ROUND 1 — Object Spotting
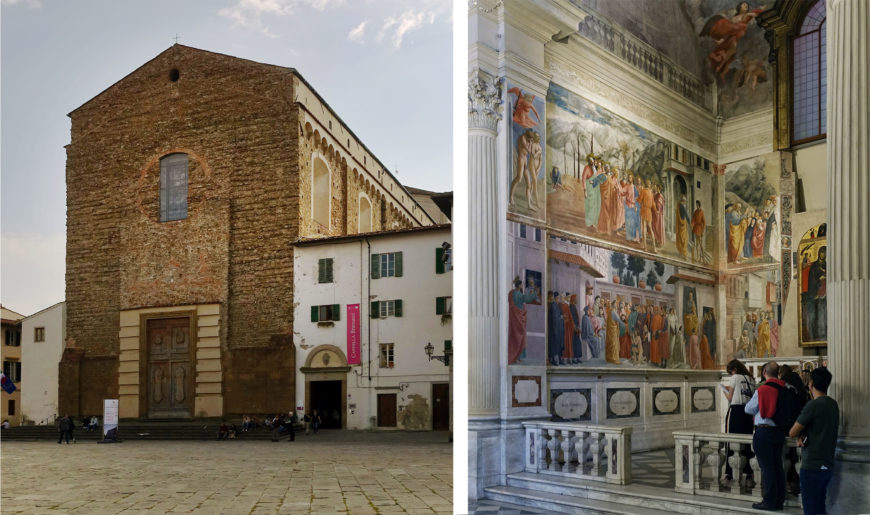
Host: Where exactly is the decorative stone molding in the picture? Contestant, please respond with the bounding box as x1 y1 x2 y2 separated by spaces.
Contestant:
468 70 504 132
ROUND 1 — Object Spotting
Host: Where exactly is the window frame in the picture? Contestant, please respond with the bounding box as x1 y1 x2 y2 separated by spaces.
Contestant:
34 327 45 342
159 153 189 222
371 251 403 279
310 304 341 323
317 258 334 284
790 0 826 146
3 360 21 382
436 296 453 316
379 343 395 368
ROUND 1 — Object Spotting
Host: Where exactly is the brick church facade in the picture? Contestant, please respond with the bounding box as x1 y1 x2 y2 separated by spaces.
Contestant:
61 45 433 419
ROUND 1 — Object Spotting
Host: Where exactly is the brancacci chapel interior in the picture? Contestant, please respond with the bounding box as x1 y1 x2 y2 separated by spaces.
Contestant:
468 0 868 512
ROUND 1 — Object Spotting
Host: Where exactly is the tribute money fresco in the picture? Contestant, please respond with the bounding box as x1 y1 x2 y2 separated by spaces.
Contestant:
546 83 714 266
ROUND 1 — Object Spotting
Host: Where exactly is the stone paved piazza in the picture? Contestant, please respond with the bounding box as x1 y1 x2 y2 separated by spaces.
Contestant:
0 431 452 514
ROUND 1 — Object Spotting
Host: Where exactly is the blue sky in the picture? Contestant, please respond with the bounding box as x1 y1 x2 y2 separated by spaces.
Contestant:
0 0 452 315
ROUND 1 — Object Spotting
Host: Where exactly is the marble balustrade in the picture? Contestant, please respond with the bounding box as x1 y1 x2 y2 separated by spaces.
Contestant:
674 431 802 508
522 421 632 485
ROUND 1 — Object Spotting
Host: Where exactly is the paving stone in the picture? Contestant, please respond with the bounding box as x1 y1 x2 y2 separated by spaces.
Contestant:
1 434 450 514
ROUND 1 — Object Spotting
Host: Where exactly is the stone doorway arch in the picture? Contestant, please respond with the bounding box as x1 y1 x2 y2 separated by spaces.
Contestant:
301 345 350 429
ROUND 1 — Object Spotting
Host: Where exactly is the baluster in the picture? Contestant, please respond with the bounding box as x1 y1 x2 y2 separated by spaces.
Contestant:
575 431 588 477
547 429 559 472
560 430 574 473
590 431 602 476
694 440 707 491
536 428 546 474
749 455 762 498
711 439 725 491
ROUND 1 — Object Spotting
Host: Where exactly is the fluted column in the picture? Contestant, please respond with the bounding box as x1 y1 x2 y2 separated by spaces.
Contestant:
826 0 870 512
468 71 503 418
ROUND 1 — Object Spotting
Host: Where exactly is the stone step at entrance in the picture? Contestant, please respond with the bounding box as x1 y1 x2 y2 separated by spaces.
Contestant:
488 471 802 515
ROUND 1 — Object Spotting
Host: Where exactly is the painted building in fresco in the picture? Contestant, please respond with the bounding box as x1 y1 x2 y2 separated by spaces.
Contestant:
468 0 864 511
292 225 452 431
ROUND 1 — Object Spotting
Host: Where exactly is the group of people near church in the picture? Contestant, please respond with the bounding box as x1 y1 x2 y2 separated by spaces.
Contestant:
722 359 839 513
726 197 779 264
543 291 718 370
733 311 780 359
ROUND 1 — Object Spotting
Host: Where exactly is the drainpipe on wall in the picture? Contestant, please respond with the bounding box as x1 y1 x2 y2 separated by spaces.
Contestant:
366 237 372 382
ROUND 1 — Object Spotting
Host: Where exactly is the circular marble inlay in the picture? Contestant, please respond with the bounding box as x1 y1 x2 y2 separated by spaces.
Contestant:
654 389 679 414
609 390 637 416
554 391 588 419
693 388 714 411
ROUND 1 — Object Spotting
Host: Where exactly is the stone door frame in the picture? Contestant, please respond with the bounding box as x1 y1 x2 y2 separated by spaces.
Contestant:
301 344 350 429
138 310 197 418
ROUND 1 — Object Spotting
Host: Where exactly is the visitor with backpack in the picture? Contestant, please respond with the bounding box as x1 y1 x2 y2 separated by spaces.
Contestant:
780 364 809 494
788 367 839 515
745 361 800 511
721 359 756 488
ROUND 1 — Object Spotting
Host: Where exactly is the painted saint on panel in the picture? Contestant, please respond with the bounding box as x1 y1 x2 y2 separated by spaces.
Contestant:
798 223 827 346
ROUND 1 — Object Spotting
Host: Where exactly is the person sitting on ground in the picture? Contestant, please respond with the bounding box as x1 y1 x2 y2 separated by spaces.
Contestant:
217 422 229 440
1 419 10 429
242 415 251 432
89 415 99 432
228 424 237 439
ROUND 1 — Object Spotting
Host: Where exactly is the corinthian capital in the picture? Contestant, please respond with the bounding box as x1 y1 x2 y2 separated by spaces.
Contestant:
468 70 503 132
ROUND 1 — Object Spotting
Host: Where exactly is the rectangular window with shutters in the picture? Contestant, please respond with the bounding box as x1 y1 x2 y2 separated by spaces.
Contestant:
436 296 452 315
34 327 45 342
370 252 403 279
8 399 14 416
317 258 334 283
310 304 341 323
3 361 21 382
379 343 394 368
435 247 453 273
370 299 402 318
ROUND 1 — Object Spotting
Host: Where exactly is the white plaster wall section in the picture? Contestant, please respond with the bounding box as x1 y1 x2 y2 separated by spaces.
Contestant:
718 108 775 163
20 302 65 425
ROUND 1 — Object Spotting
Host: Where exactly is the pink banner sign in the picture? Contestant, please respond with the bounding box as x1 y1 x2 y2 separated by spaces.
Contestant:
346 304 361 365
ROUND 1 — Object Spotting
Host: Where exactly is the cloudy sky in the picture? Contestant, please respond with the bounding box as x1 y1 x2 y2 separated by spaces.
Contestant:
0 0 452 316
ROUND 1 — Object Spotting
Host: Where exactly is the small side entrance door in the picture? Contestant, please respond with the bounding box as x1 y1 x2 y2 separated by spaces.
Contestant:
432 383 449 430
377 393 397 427
147 317 192 418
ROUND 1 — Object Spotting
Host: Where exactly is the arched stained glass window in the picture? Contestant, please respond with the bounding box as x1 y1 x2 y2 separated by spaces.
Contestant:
792 0 826 144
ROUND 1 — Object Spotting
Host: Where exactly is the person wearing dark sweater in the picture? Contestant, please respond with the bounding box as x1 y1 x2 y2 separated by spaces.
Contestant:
745 362 787 511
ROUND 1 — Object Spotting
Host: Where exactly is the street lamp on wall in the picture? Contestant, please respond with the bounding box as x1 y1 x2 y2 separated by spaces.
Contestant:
424 340 452 366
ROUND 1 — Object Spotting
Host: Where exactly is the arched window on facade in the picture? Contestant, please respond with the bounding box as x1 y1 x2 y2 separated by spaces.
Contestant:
792 0 826 145
312 156 330 228
359 194 372 233
160 153 189 222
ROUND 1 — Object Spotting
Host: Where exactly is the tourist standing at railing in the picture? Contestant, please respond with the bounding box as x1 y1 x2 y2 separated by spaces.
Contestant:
788 367 839 515
744 361 788 511
721 359 755 489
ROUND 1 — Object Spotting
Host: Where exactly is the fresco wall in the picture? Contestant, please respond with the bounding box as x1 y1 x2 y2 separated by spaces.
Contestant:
507 221 547 366
507 85 547 221
546 83 715 265
723 152 781 268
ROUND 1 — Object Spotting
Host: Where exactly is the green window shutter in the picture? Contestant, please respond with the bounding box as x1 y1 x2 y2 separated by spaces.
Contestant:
435 248 445 274
395 252 403 277
311 306 319 322
318 259 326 283
371 254 380 279
326 259 333 283
444 340 452 352
332 304 340 321
436 296 445 315
371 301 380 318
394 299 403 317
